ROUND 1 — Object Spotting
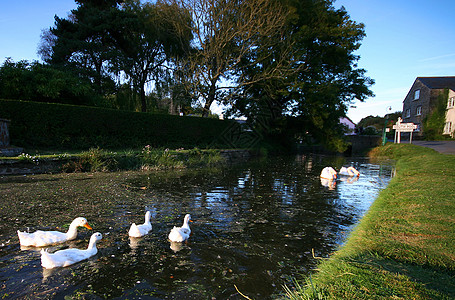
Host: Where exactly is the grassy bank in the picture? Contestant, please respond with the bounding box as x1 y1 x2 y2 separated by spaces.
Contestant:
285 143 455 299
0 147 228 173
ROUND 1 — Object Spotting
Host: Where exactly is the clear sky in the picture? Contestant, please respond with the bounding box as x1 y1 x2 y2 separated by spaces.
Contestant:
1 0 454 123
335 0 455 122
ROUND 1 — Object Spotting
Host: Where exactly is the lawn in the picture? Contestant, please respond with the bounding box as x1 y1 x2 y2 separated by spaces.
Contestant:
285 143 455 299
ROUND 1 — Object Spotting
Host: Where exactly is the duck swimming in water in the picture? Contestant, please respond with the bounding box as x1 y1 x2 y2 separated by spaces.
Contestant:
339 166 360 177
40 232 102 269
17 217 92 247
320 167 337 180
128 211 152 238
168 214 192 242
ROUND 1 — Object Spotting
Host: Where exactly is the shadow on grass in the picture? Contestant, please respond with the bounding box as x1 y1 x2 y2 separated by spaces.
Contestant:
373 255 455 299
336 253 455 299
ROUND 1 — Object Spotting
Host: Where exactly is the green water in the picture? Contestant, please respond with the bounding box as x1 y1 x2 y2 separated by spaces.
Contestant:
0 155 393 299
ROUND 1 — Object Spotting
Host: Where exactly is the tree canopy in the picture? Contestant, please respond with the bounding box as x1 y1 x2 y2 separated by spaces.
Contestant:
0 0 375 151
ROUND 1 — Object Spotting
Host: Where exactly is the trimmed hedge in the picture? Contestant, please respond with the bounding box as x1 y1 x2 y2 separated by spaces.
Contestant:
0 99 239 150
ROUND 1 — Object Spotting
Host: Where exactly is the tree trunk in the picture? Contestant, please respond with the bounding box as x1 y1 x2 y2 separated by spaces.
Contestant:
140 84 147 112
202 79 217 117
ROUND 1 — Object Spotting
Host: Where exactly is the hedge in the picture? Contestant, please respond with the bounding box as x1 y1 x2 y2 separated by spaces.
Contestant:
0 99 240 150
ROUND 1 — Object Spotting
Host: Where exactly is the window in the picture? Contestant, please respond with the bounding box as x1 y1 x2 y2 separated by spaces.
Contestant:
444 122 452 135
448 97 455 108
416 106 422 116
405 108 411 118
414 89 420 100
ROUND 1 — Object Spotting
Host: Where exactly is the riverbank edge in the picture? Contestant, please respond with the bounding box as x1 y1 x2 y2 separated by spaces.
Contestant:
0 149 252 175
284 143 455 299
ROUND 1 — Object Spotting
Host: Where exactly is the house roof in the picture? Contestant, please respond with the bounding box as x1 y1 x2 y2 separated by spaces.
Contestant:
417 76 455 90
339 117 355 129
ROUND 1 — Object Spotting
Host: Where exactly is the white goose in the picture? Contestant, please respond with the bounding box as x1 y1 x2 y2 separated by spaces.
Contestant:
320 167 337 180
168 214 192 242
17 217 92 247
41 232 102 269
339 166 360 177
128 211 152 238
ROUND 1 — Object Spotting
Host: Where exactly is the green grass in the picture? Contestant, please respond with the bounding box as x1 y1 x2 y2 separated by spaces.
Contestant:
284 143 455 299
0 147 227 172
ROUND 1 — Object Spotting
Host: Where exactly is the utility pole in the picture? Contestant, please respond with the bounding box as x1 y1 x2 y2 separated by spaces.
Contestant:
382 106 392 146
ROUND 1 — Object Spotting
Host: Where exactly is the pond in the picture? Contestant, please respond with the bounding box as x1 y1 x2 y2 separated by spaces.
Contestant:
0 155 394 299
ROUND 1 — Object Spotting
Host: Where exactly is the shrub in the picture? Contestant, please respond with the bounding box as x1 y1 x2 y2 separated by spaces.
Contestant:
62 148 117 172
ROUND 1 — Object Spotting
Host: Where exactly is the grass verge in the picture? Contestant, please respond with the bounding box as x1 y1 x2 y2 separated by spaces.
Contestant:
284 143 455 299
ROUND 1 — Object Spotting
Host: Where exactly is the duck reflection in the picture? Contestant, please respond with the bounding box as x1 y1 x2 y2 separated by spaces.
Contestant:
170 241 184 252
320 178 336 190
339 176 359 184
42 267 55 282
129 236 141 251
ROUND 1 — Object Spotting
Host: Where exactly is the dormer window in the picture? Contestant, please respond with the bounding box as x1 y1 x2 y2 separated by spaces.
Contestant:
413 89 420 100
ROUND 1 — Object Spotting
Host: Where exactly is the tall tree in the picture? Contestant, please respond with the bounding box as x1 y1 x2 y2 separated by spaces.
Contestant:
109 0 192 112
41 0 121 95
286 0 374 149
227 0 374 151
163 0 294 117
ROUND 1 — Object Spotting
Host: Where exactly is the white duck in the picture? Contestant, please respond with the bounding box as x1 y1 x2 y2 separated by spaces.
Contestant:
41 232 102 269
320 167 337 180
128 211 152 238
168 214 192 242
339 166 360 177
17 217 92 247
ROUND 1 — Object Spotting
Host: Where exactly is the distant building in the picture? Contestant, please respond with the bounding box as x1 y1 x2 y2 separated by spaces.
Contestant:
402 76 455 137
443 89 455 137
339 117 356 135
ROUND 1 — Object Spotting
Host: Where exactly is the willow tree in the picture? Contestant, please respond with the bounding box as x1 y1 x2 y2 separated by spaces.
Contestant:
162 0 295 117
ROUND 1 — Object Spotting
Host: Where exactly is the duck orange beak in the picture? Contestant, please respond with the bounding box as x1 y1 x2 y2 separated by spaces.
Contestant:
84 223 93 230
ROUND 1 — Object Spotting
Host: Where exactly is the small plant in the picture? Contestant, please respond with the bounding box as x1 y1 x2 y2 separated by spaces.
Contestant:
186 148 224 167
18 153 39 164
141 148 183 169
62 148 117 172
56 153 71 159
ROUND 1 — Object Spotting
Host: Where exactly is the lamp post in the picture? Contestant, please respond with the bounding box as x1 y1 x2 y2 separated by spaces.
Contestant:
382 106 392 146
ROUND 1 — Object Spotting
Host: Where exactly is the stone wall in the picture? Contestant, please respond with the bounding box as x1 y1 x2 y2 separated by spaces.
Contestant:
348 135 382 154
0 119 10 148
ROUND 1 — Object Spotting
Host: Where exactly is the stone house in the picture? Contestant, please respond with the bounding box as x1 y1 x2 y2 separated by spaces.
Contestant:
402 76 455 137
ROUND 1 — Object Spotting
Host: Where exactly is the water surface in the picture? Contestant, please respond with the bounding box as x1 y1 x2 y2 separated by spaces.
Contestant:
0 155 394 299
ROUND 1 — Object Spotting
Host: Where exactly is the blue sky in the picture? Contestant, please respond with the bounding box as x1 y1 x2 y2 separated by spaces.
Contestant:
335 0 455 122
1 0 454 123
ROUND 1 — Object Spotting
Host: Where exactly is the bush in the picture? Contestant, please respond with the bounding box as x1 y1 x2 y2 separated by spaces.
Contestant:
62 148 118 172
